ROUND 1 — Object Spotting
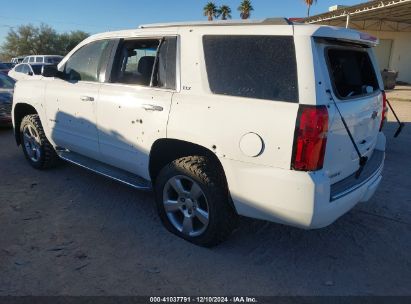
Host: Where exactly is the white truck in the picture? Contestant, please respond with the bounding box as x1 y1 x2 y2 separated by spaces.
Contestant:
12 19 387 246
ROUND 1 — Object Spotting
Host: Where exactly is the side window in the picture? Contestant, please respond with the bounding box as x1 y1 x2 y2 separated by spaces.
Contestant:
36 57 43 63
29 57 35 63
15 65 23 72
21 65 30 74
111 36 177 89
111 39 158 86
203 35 299 103
63 40 110 82
23 57 28 63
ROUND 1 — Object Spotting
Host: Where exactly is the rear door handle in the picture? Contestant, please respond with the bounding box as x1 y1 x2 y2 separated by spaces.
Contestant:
80 96 94 102
142 104 163 112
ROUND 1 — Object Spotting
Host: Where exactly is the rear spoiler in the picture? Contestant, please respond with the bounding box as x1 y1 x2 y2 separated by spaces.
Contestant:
312 26 380 47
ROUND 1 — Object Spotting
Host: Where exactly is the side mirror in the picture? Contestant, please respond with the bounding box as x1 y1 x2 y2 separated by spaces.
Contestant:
41 65 58 77
28 71 33 76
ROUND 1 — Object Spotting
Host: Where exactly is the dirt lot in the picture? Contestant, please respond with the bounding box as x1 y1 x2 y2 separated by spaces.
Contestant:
0 91 410 296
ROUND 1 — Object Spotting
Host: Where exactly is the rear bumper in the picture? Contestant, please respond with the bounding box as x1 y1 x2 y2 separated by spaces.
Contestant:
221 149 385 229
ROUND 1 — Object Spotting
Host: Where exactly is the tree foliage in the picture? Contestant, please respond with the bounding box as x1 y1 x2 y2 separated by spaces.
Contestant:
304 0 318 17
0 24 89 60
217 5 232 20
238 0 254 20
204 2 218 21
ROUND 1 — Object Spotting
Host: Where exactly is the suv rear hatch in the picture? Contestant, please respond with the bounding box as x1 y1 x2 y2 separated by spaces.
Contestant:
314 37 384 186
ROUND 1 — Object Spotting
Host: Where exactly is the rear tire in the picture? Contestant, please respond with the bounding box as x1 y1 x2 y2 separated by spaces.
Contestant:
155 156 237 247
20 114 58 169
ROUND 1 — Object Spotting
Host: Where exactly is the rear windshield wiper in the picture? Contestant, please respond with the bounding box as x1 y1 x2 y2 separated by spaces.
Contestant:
326 89 368 179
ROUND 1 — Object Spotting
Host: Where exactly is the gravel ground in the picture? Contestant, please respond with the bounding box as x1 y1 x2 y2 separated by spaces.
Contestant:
0 94 410 296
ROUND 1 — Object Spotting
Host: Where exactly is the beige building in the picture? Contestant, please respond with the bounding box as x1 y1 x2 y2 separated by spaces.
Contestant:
305 0 411 84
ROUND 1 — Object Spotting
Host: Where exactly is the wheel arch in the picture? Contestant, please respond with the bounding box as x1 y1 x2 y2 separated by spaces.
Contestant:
149 138 227 186
13 103 38 145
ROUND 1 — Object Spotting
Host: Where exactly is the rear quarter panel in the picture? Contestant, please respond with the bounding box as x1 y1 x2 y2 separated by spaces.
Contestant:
167 26 304 169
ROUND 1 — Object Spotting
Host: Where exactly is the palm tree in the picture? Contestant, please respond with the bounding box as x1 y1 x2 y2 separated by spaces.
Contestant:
217 5 232 20
204 2 218 21
238 0 254 20
304 0 317 17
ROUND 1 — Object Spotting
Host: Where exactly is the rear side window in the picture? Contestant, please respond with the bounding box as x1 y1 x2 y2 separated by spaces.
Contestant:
36 57 43 63
203 35 298 103
327 48 379 99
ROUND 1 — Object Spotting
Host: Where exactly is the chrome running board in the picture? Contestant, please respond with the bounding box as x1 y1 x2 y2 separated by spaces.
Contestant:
57 150 152 191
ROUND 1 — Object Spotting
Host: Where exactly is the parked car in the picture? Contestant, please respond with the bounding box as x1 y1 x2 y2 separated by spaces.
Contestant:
8 63 50 81
11 57 25 64
22 55 63 65
0 72 15 126
0 62 14 74
11 19 387 246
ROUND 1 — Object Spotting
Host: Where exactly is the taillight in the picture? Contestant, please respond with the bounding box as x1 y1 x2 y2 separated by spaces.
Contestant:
291 105 329 171
380 91 388 131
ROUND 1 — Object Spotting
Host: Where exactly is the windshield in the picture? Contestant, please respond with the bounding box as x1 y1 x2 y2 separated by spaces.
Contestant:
0 73 16 89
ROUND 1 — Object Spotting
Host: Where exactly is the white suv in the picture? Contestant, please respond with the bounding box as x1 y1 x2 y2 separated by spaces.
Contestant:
12 19 387 246
22 55 63 65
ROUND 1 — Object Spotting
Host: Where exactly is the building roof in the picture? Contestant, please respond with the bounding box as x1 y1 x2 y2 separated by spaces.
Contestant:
304 0 411 32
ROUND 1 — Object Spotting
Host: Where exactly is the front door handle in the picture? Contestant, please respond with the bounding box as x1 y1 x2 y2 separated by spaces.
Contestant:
142 104 163 112
80 96 94 102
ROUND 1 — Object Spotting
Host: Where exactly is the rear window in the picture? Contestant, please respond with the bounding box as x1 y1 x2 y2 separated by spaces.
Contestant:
327 48 379 99
203 35 299 103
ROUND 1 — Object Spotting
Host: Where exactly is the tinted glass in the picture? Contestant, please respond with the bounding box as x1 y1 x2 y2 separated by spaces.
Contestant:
21 65 30 74
46 57 62 64
64 40 110 82
156 37 177 90
31 65 43 75
203 35 299 103
36 57 43 63
327 48 379 99
15 65 23 72
29 57 35 63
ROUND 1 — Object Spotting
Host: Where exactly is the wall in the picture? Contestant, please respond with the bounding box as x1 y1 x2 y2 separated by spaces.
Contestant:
366 30 411 83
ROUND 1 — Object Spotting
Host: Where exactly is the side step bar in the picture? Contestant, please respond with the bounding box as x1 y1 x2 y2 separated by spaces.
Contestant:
57 150 152 191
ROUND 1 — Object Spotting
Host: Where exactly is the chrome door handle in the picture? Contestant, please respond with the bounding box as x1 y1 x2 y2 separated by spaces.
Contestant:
142 104 163 112
80 96 94 101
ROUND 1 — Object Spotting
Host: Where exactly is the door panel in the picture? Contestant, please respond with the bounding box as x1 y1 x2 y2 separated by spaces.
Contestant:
97 84 173 179
96 36 177 179
45 79 101 159
44 39 113 159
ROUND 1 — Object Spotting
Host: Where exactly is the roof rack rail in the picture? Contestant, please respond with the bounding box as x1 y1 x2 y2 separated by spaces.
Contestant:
139 18 292 29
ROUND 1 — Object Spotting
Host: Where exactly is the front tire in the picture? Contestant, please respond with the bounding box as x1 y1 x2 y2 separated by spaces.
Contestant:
155 156 237 247
20 114 58 169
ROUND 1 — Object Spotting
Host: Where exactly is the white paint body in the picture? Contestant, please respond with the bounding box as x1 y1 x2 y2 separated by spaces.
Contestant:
12 22 386 229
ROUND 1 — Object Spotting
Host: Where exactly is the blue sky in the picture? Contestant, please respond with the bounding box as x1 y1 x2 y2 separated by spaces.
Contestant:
0 0 361 45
